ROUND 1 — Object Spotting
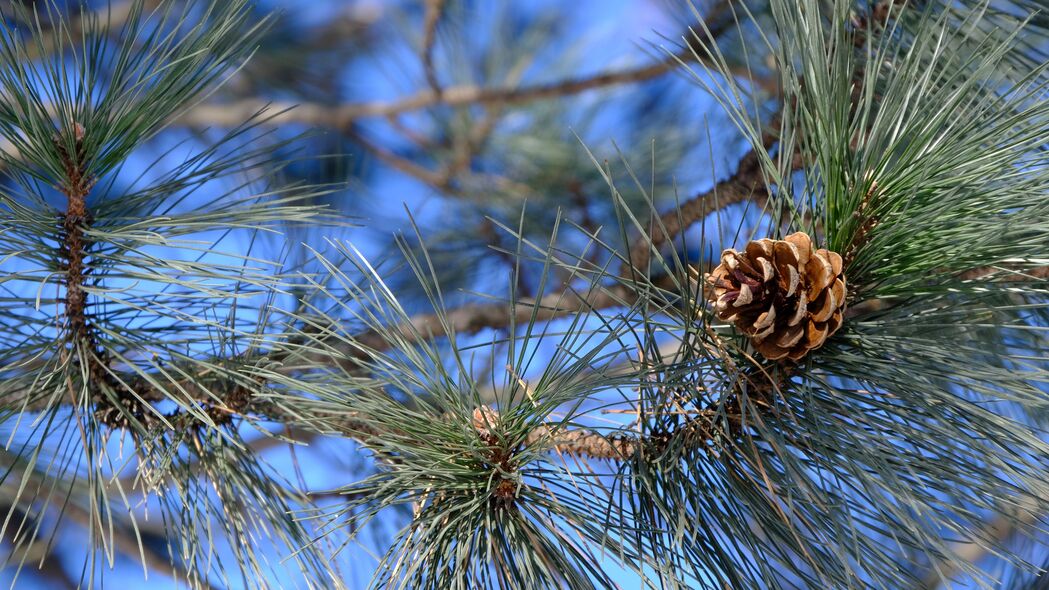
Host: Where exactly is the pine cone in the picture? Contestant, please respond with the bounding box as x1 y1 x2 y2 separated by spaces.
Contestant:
705 232 846 361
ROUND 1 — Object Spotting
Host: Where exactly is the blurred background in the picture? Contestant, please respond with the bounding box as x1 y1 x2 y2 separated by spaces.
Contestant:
0 0 1042 588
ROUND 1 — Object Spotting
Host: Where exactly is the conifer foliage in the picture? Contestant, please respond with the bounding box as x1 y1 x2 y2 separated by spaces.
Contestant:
0 0 1046 588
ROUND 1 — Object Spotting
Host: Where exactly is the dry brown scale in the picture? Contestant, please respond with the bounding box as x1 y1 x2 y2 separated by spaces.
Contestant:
702 232 847 361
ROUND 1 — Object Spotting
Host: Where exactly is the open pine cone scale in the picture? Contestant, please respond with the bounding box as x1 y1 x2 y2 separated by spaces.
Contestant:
706 232 846 361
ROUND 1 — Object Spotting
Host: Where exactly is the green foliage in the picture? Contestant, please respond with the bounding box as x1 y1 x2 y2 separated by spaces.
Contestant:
0 1 268 182
281 235 649 589
571 0 1049 587
0 1 340 587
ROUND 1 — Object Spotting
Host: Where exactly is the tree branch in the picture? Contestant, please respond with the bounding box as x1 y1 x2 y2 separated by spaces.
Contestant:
176 46 697 128
420 0 446 97
20 0 147 60
174 1 760 133
363 288 622 348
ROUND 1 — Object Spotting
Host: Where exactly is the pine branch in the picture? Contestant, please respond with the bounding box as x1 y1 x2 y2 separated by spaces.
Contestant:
174 51 690 127
6 287 628 413
3 1 1047 585
8 248 1042 415
10 350 763 467
309 408 634 460
174 4 748 132
323 391 770 463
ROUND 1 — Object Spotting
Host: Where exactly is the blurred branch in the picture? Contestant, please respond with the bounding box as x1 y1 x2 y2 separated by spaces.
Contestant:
960 265 1049 281
176 2 759 130
21 0 146 60
176 46 700 127
343 127 447 187
438 105 503 186
421 0 446 96
351 287 626 355
0 508 78 590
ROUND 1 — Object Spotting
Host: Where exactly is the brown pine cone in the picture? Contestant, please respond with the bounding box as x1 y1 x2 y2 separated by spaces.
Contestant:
704 232 846 361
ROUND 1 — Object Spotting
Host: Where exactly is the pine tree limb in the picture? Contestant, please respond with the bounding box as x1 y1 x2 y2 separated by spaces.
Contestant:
174 4 748 131
350 287 624 354
175 49 694 128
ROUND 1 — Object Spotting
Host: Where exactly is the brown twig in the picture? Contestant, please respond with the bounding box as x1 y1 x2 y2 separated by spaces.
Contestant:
176 45 697 129
421 0 446 97
53 122 133 428
344 127 447 187
468 375 783 461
